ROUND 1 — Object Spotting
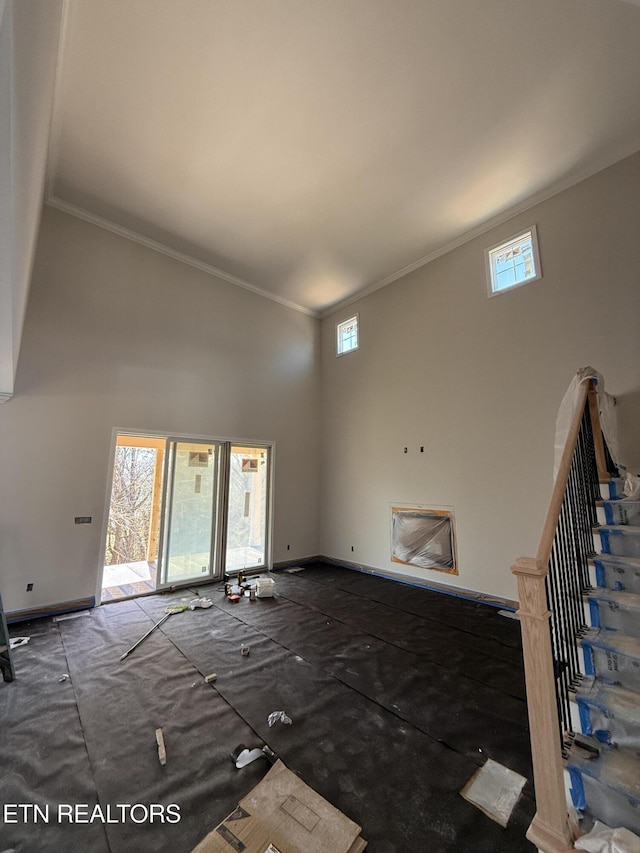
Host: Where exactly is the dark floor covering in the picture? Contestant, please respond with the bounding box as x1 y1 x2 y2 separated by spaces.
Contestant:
0 563 535 853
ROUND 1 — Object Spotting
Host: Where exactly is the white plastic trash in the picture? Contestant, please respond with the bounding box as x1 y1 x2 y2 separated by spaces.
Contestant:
575 820 640 853
256 578 275 598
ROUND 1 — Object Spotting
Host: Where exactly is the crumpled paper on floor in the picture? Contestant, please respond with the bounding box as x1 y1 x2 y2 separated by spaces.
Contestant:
575 821 640 853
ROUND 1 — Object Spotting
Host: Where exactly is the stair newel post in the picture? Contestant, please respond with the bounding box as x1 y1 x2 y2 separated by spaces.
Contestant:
512 556 575 853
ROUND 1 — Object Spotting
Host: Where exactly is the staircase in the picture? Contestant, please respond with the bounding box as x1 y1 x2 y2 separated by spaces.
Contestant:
566 477 640 836
511 371 640 852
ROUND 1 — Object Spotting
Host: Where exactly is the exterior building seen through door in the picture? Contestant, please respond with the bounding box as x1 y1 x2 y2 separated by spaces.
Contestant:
159 441 222 587
226 445 270 571
102 434 272 602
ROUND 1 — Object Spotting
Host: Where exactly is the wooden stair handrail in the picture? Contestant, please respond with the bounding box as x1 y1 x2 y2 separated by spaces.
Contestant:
512 377 607 852
536 379 595 569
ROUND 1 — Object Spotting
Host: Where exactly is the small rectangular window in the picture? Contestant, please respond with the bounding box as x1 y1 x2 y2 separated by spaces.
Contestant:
336 314 359 356
486 225 541 296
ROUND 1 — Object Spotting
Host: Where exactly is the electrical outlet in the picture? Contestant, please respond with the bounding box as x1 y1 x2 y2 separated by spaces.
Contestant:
26 582 33 591
75 516 92 524
351 546 355 552
403 447 408 453
420 446 424 452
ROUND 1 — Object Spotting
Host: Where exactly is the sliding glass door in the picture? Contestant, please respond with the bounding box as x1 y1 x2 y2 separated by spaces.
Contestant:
225 445 271 572
158 440 223 588
155 438 272 591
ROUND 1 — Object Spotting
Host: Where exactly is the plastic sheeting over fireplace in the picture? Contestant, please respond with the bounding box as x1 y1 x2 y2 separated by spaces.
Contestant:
391 505 457 574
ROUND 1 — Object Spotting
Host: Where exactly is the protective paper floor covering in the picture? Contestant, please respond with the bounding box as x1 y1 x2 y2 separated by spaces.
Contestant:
1 563 535 853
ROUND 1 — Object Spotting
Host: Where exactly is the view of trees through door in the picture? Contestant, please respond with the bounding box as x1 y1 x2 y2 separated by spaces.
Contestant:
106 446 155 566
102 435 165 601
101 434 272 602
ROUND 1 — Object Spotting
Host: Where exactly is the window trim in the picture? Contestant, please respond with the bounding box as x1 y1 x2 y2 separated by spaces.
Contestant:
336 313 359 356
485 224 541 297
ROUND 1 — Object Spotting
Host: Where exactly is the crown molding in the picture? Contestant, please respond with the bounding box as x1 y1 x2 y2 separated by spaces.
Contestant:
44 0 69 203
45 197 318 318
320 139 640 318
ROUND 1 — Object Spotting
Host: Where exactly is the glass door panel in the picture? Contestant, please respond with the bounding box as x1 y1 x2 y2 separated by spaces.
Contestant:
160 440 221 586
225 445 270 571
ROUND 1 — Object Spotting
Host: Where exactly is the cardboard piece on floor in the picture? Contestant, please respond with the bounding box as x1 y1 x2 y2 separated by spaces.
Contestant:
192 759 366 853
460 757 526 828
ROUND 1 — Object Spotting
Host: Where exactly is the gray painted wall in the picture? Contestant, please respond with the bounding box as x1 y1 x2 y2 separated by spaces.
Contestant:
2 152 640 612
0 207 321 612
0 0 63 396
320 152 640 600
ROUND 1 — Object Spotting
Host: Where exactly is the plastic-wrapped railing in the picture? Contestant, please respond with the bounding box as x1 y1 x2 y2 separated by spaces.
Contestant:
512 377 612 853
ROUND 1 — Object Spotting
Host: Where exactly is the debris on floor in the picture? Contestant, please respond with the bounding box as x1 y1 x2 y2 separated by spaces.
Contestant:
256 578 275 598
241 645 250 656
498 610 520 620
9 637 29 649
165 602 191 614
156 728 167 766
460 757 526 827
204 673 217 683
267 711 292 727
191 759 366 853
58 674 70 682
231 743 277 769
575 820 640 852
53 610 92 622
190 597 213 610
119 612 172 661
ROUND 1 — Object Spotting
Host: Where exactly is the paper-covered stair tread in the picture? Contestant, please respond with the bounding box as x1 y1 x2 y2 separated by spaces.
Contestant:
600 498 640 526
593 554 640 595
575 678 640 748
567 738 640 835
191 759 366 853
596 525 640 559
588 589 640 635
581 629 640 691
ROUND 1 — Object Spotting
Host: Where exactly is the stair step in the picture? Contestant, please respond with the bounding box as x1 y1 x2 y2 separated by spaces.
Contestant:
593 555 640 595
581 629 640 691
595 525 640 559
598 500 640 527
566 737 640 834
588 590 640 638
600 479 627 501
575 678 640 748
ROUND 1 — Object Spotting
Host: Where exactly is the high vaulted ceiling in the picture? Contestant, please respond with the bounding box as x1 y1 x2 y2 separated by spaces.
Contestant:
46 0 640 316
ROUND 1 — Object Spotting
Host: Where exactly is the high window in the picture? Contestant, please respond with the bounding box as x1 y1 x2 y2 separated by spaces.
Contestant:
336 314 359 355
486 226 541 296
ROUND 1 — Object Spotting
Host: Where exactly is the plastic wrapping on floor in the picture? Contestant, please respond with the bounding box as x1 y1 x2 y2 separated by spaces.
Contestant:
0 619 110 853
272 561 523 650
575 821 640 853
1 565 535 852
178 573 532 787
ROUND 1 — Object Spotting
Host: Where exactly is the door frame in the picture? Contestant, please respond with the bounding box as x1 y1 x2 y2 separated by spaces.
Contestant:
96 428 275 604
